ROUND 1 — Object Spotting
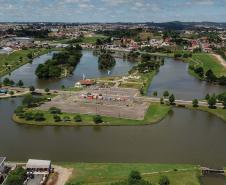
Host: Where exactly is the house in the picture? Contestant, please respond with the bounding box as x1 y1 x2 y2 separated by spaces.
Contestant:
26 159 52 173
79 79 96 86
0 157 6 173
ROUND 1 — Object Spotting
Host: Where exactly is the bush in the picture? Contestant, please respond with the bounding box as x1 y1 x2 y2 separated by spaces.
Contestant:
5 167 26 185
159 176 170 185
93 115 103 124
53 115 61 122
163 91 169 97
14 106 25 115
34 113 45 121
24 112 34 120
63 116 71 122
49 107 61 114
169 94 175 105
74 114 82 122
153 91 158 96
192 99 199 107
208 95 217 108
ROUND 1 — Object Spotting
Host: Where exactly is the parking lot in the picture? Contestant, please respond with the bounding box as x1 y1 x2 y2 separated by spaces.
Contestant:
40 87 149 120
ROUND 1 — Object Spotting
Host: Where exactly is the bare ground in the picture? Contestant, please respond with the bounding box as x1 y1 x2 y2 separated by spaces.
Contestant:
52 165 73 185
212 53 226 67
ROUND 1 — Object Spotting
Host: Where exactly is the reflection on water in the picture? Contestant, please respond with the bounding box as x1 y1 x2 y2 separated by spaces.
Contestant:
200 175 226 185
2 50 135 89
148 58 226 100
0 97 226 167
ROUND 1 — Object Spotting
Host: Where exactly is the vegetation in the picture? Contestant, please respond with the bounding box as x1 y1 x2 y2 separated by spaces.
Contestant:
98 51 116 70
0 48 53 77
188 53 226 85
13 103 171 126
5 167 26 185
192 99 199 107
111 170 153 185
187 105 226 122
169 94 175 105
64 163 200 185
35 45 82 79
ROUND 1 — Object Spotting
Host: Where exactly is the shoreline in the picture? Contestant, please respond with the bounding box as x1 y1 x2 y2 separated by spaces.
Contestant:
12 103 172 127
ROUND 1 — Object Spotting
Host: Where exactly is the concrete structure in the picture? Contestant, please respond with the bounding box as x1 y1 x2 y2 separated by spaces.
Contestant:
0 157 6 173
26 159 51 173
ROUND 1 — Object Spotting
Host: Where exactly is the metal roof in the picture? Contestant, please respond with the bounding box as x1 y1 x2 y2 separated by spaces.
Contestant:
26 159 51 169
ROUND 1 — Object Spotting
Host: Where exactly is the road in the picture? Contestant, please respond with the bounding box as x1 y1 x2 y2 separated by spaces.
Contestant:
1 86 224 108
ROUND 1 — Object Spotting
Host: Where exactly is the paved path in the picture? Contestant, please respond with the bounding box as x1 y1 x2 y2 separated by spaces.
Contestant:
212 53 226 67
1 86 224 108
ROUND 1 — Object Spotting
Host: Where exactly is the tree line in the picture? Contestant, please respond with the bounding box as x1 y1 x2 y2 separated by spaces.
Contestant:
35 45 82 79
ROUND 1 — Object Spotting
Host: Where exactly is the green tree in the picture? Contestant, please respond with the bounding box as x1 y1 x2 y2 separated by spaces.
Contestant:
27 52 33 59
93 115 103 124
208 95 217 108
34 113 45 121
74 114 82 122
5 167 26 185
53 115 61 122
205 93 210 100
9 91 14 96
45 88 50 93
24 112 34 120
153 91 158 97
169 94 175 105
159 176 170 185
222 99 226 109
49 107 61 114
98 51 116 70
128 171 142 184
192 99 199 107
29 86 35 92
160 97 164 104
163 91 169 97
17 80 24 87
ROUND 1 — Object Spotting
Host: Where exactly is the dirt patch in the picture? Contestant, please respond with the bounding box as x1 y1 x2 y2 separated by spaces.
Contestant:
52 165 73 185
212 54 226 67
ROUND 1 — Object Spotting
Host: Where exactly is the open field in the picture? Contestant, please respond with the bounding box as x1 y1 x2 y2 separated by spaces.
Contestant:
188 53 226 78
39 88 148 120
13 102 171 126
0 48 53 77
63 163 200 185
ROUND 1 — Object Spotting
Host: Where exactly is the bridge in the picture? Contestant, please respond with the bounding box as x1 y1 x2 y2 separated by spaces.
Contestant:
201 167 225 175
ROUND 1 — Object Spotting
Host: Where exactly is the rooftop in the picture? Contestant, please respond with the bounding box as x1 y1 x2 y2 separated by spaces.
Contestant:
26 159 51 169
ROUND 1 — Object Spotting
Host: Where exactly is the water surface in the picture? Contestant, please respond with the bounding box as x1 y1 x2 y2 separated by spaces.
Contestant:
2 50 135 89
0 97 226 167
148 58 226 100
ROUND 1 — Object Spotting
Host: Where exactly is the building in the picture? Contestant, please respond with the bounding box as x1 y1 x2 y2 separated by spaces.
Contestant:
0 157 6 173
79 79 96 86
26 159 51 173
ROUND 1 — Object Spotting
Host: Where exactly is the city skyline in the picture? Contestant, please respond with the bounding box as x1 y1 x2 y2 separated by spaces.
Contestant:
0 0 226 22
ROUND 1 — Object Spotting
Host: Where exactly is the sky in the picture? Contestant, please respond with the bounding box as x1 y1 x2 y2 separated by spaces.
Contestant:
0 0 226 22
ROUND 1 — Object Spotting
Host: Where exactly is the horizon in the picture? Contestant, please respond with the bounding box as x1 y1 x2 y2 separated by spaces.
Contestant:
0 0 226 22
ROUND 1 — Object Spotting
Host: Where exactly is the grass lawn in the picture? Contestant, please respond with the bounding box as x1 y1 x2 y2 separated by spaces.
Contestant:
13 103 171 126
63 163 200 185
0 48 53 77
188 53 226 77
187 105 226 122
81 35 108 44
